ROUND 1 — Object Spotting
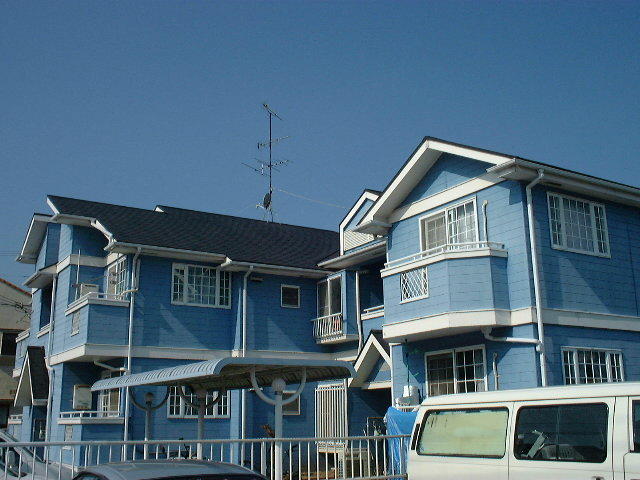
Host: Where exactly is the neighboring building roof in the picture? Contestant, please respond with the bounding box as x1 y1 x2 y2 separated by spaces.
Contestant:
0 278 30 297
44 196 339 271
350 330 391 389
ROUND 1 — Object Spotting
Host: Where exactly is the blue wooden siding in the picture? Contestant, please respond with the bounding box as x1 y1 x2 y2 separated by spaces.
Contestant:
532 186 640 316
400 153 492 207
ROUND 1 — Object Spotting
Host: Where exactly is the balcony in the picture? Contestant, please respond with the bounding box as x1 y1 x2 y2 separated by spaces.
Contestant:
361 305 384 321
58 410 124 425
382 241 507 277
65 292 129 315
8 414 22 425
311 313 358 344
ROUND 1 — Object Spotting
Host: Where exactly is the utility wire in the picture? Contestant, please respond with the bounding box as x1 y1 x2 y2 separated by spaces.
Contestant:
276 188 347 209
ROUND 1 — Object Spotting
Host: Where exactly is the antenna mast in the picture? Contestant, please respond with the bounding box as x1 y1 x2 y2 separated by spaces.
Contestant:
242 103 291 221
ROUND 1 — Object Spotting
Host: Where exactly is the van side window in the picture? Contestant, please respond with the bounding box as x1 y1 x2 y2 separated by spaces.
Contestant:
632 401 640 451
417 408 508 458
514 403 608 463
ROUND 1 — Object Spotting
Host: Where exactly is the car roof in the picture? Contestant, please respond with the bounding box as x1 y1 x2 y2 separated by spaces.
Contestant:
419 381 640 407
79 460 259 480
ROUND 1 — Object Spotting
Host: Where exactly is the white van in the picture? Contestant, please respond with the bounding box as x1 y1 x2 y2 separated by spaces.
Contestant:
407 382 640 480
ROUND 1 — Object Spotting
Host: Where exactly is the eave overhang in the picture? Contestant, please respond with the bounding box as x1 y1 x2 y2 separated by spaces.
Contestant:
349 333 391 389
16 214 53 264
318 240 387 270
488 160 640 208
220 258 329 279
24 264 56 289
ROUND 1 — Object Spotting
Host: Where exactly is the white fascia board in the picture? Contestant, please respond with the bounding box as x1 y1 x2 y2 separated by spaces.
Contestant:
46 197 60 215
356 138 516 233
339 191 380 255
106 242 227 264
17 214 53 264
220 259 329 278
318 240 387 269
489 160 640 208
350 335 391 388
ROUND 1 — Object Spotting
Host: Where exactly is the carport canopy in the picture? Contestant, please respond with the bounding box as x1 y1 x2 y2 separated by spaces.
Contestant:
91 356 355 392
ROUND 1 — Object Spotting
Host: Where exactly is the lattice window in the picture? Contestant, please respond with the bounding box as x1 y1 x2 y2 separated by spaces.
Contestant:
562 347 624 384
547 193 610 256
400 266 428 302
167 387 229 418
172 264 231 308
426 347 486 397
107 257 128 295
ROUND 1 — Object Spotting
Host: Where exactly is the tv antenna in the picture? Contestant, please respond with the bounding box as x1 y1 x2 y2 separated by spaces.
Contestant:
242 103 292 221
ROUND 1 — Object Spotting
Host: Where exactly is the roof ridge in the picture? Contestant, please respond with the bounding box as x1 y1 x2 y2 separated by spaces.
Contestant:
156 205 338 234
0 277 31 296
47 195 162 215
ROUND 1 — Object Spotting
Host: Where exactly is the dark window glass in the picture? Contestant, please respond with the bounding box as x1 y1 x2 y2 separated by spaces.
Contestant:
632 401 640 452
329 278 341 315
514 403 608 463
317 282 328 317
0 333 17 356
281 286 300 308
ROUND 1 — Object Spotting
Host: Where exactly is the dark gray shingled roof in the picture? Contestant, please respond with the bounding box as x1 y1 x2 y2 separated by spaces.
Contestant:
48 196 339 270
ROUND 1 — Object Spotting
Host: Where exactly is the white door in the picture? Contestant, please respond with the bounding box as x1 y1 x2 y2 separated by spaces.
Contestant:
408 403 510 480
509 398 614 480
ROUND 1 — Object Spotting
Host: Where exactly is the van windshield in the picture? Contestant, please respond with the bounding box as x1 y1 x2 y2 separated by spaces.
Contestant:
417 408 508 458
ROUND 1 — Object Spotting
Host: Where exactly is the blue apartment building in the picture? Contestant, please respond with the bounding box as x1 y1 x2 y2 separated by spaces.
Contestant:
10 137 640 451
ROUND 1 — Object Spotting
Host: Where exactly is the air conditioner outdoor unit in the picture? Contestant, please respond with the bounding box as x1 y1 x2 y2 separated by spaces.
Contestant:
79 283 99 297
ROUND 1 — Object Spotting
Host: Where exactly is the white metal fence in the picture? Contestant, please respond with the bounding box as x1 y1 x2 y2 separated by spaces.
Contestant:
0 435 409 480
311 314 344 342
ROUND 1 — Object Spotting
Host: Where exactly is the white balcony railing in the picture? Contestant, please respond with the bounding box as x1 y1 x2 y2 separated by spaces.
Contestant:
311 313 344 341
59 410 121 420
361 305 384 320
7 414 22 424
384 241 506 270
66 291 128 313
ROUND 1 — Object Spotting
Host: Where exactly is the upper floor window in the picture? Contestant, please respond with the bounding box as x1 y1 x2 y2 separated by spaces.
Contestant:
0 332 17 356
281 285 300 308
420 199 477 252
547 193 610 257
317 276 341 318
400 266 428 302
562 347 623 384
107 257 128 296
172 264 231 308
167 386 229 418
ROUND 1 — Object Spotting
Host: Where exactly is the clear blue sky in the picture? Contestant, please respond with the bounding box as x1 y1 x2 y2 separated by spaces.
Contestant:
1 1 639 285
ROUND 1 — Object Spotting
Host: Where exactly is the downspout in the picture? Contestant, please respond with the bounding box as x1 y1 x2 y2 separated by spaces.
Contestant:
355 271 363 353
44 275 58 442
123 248 142 441
526 169 548 387
241 266 253 442
482 201 489 242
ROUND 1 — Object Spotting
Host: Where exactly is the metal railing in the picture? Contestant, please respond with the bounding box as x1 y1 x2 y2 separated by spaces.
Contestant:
58 411 121 420
0 435 410 480
384 241 506 270
361 306 384 320
311 313 344 341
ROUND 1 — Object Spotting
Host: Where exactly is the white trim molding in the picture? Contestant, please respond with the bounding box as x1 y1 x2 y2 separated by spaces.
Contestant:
65 292 129 316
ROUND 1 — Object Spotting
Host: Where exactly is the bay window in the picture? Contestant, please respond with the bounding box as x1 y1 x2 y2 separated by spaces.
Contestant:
420 199 478 252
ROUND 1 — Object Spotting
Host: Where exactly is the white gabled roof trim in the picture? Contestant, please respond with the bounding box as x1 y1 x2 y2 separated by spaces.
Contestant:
349 333 391 388
339 191 380 255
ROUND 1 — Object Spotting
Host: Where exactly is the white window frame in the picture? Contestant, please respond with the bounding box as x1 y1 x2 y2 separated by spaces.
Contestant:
400 266 429 303
171 263 232 309
282 390 301 415
316 274 342 318
106 256 128 296
281 285 301 309
562 346 624 385
97 370 121 413
425 345 487 396
546 192 610 258
167 387 230 419
418 198 479 252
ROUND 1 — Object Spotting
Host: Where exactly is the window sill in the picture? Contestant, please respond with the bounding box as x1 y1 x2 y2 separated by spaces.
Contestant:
171 301 231 310
400 294 430 305
550 244 611 259
281 304 300 309
37 324 51 337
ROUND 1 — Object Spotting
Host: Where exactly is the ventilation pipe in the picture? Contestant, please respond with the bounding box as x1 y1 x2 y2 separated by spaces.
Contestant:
123 248 142 442
526 169 548 387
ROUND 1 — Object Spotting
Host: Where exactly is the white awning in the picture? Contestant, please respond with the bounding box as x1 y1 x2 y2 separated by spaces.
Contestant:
92 356 355 392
